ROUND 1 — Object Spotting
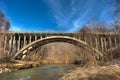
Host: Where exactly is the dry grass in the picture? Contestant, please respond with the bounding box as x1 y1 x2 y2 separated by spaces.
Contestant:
59 63 120 80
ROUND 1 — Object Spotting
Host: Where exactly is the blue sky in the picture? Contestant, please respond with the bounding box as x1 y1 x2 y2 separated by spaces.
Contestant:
0 0 116 32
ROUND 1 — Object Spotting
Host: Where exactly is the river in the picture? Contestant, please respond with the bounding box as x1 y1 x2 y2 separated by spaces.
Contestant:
0 65 77 80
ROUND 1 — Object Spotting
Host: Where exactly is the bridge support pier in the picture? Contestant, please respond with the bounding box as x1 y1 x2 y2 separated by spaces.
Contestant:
17 36 21 51
95 37 98 50
24 36 26 47
12 36 16 53
40 36 42 39
35 36 37 40
84 37 87 42
29 36 32 43
114 38 117 46
104 38 107 51
109 37 112 48
4 36 7 52
9 36 13 54
101 37 104 51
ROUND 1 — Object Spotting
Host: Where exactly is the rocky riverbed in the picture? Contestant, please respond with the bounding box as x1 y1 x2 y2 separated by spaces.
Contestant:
0 61 40 74
59 64 120 80
0 67 11 74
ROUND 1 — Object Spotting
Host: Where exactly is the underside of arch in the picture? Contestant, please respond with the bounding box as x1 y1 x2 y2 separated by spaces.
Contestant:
14 36 103 59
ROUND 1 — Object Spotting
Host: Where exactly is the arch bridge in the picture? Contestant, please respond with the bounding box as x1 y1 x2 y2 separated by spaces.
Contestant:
0 32 119 59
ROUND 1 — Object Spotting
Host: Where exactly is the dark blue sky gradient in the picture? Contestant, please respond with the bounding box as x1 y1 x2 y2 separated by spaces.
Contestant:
0 0 116 32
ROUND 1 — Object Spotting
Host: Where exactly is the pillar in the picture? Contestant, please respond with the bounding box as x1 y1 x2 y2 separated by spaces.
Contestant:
104 38 107 51
29 36 32 43
89 35 92 47
84 37 87 42
95 37 98 50
35 35 37 41
4 36 7 51
114 38 117 46
109 37 112 48
17 35 21 51
24 35 26 47
40 36 42 39
13 36 16 53
9 35 13 54
100 37 104 51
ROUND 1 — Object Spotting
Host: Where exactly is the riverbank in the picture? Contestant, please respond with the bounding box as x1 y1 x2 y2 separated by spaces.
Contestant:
0 65 77 80
0 61 40 74
59 64 120 80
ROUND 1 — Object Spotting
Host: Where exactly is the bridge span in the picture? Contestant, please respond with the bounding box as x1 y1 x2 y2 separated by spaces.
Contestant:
0 32 119 59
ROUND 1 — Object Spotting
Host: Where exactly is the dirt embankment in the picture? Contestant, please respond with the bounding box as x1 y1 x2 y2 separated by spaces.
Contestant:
0 60 40 74
59 64 120 80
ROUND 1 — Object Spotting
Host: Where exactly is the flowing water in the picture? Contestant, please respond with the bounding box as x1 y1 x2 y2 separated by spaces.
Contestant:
0 65 77 80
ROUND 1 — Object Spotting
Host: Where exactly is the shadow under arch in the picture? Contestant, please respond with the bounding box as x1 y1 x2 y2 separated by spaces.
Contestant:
14 36 103 59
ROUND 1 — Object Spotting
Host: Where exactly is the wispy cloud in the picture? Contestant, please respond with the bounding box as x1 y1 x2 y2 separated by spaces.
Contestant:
1 0 115 32
43 0 75 30
43 0 115 31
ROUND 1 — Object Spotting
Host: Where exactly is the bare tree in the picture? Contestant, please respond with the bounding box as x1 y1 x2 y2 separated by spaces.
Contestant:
112 0 120 32
0 11 10 31
0 10 11 63
113 0 120 20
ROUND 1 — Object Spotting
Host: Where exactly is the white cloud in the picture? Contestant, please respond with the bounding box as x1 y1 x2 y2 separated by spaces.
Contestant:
44 0 94 30
43 0 73 28
43 0 115 32
73 9 90 28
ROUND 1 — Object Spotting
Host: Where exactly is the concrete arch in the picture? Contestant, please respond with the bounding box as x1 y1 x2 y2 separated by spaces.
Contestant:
14 36 103 59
